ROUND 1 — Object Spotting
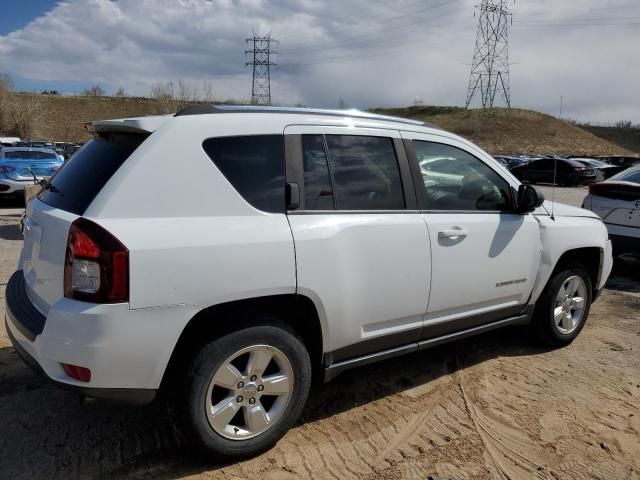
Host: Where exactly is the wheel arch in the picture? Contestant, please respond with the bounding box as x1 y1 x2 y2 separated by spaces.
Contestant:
549 246 603 296
160 294 325 391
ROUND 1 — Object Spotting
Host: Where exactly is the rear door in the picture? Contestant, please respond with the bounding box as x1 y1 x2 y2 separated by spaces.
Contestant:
284 126 431 361
402 132 540 338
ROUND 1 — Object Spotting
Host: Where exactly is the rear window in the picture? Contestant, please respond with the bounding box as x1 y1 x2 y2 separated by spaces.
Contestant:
202 135 285 213
5 150 57 160
39 132 148 215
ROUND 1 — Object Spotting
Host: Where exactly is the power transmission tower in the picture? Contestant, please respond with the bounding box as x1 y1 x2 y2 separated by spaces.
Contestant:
465 0 513 109
245 33 278 105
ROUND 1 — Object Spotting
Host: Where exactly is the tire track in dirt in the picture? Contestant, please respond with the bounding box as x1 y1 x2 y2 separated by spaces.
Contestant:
2 280 639 479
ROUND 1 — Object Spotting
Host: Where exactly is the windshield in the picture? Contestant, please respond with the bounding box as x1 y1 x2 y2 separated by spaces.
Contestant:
4 150 57 160
39 132 149 215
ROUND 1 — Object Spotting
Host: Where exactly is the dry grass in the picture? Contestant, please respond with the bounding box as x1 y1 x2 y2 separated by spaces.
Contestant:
0 94 633 156
374 106 633 156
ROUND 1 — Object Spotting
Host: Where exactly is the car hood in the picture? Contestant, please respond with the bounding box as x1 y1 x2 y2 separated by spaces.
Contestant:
535 200 600 219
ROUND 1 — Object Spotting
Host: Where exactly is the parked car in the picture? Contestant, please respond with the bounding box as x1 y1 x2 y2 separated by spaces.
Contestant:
511 157 597 186
63 142 82 159
28 139 54 149
493 155 529 170
6 106 613 459
572 158 621 181
0 136 21 147
583 165 640 256
596 156 640 169
0 147 63 198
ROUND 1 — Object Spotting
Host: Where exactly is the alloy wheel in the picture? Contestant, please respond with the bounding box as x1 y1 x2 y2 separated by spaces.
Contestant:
204 345 294 440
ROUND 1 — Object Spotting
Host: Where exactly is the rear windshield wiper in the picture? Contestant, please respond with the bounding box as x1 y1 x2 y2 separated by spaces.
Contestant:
39 179 64 196
27 167 64 196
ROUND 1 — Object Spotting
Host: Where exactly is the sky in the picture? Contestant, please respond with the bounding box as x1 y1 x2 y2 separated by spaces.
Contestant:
0 0 638 123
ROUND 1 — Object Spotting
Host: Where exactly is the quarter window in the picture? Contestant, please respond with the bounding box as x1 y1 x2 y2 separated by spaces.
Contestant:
203 135 285 213
413 141 511 211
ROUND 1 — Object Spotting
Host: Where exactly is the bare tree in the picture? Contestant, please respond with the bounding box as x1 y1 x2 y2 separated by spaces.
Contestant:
201 81 215 102
0 73 14 93
150 81 177 113
82 85 106 96
114 87 127 97
177 79 199 104
615 120 633 129
150 81 174 100
8 94 45 138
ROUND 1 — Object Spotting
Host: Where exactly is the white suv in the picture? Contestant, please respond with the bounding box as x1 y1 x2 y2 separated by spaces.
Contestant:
6 106 613 458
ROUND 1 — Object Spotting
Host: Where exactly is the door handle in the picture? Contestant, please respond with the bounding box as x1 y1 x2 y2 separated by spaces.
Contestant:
438 228 469 239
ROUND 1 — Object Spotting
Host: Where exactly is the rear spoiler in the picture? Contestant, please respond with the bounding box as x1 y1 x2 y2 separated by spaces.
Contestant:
92 115 172 134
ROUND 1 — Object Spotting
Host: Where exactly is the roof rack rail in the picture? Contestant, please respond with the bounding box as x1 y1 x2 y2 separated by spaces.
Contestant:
174 104 429 127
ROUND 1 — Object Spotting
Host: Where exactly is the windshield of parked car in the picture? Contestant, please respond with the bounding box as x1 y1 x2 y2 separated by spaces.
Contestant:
4 150 57 160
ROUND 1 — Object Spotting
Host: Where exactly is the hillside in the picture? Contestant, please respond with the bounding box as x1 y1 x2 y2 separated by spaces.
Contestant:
0 92 195 142
579 125 640 154
374 106 632 156
0 93 633 156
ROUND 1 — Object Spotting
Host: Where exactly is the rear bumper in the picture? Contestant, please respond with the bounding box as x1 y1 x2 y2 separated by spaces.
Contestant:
5 269 200 404
5 318 155 405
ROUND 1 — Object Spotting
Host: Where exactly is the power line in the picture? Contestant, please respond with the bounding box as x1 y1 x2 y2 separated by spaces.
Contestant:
285 0 461 52
465 0 513 109
515 21 640 27
284 6 469 60
245 33 278 105
289 26 474 66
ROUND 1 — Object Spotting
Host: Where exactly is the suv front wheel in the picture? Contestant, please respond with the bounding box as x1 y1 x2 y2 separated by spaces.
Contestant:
531 265 592 346
182 322 312 458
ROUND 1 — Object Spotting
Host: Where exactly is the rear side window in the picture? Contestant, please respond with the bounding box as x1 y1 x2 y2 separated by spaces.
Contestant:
324 135 404 210
39 132 148 215
203 135 285 213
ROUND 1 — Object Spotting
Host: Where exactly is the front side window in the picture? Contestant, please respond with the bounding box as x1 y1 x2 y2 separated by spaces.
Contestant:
413 140 511 211
324 135 404 210
203 135 285 213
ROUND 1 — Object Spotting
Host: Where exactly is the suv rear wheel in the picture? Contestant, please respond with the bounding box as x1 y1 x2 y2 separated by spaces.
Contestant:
531 265 592 346
182 322 311 458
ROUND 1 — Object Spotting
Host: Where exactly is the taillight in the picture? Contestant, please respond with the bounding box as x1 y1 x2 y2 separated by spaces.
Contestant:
64 218 129 303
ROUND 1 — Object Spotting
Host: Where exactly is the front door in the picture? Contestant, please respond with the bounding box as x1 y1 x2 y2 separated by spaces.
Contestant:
402 132 540 339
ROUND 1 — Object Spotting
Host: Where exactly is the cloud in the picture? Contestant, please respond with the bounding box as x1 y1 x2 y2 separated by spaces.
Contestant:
0 0 638 122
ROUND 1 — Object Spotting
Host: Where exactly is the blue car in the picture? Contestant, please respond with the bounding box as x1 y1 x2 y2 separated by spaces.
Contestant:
0 147 63 198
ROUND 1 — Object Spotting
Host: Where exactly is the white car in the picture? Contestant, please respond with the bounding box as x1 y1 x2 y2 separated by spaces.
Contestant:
583 165 640 256
6 106 613 458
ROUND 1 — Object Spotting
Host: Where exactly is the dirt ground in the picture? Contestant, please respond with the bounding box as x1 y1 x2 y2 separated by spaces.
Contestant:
1 190 639 480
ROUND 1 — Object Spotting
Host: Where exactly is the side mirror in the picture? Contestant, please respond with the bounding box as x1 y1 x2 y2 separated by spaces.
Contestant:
515 184 544 213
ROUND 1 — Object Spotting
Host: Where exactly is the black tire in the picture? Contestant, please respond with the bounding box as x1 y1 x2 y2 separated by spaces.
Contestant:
181 321 311 459
530 265 592 347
